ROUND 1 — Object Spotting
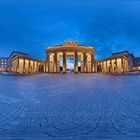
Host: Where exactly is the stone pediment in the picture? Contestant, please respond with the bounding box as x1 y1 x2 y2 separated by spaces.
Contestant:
46 41 94 54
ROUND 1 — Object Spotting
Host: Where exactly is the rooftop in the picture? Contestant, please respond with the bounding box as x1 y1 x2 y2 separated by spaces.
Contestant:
8 51 29 59
112 51 134 58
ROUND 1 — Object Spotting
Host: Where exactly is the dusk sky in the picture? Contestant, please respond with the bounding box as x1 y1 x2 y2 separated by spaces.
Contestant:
0 0 140 60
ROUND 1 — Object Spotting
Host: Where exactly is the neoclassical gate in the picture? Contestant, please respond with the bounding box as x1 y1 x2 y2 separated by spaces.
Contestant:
44 41 95 73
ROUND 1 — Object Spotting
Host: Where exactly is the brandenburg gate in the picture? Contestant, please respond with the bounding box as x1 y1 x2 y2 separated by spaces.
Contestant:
10 41 129 74
44 41 95 73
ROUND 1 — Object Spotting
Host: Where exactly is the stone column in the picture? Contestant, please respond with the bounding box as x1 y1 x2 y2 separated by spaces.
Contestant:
38 63 41 72
93 60 97 73
63 52 67 73
43 61 46 73
16 58 19 73
125 59 128 72
37 61 39 73
91 54 93 73
74 52 78 73
121 58 124 73
54 53 58 73
83 53 87 73
28 60 30 73
45 61 47 73
57 55 60 73
23 58 25 73
110 60 113 73
81 55 83 73
124 59 126 72
102 61 104 73
33 60 35 73
47 54 50 73
106 61 107 73
126 59 129 72
115 58 118 73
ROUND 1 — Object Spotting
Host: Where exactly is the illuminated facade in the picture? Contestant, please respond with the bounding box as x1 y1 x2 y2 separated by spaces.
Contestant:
97 55 129 73
44 41 95 73
9 51 43 74
96 51 135 73
44 41 132 74
6 42 140 74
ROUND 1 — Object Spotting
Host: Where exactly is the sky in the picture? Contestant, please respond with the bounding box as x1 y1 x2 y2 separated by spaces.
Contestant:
0 0 140 61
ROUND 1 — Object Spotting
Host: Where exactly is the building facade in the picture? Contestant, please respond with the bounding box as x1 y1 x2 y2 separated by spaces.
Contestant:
44 41 95 73
133 57 140 71
8 51 43 74
97 54 129 73
0 57 8 72
112 51 134 72
44 41 131 74
2 41 140 74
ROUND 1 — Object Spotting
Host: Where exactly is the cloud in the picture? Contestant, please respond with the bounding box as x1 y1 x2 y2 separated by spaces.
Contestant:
0 0 140 59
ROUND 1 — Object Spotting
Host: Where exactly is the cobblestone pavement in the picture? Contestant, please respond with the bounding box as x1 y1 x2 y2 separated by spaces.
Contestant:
0 74 140 140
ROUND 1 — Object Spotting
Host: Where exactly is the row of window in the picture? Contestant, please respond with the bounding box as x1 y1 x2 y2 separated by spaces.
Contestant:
1 62 7 65
0 60 7 61
0 59 8 68
0 65 7 68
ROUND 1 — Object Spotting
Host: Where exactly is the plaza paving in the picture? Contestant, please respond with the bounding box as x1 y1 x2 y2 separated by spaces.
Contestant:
0 73 140 140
